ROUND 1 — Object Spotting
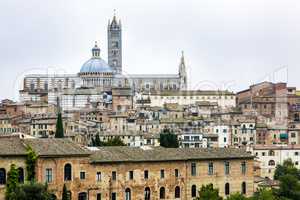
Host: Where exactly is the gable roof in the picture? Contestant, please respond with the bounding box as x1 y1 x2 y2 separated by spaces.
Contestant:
90 146 253 163
0 136 90 157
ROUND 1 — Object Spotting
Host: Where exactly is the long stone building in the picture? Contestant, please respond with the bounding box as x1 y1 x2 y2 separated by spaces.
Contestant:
0 135 254 200
19 14 187 111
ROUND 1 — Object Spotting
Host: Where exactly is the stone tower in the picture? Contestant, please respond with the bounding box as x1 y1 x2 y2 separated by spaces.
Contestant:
107 12 122 74
179 51 187 90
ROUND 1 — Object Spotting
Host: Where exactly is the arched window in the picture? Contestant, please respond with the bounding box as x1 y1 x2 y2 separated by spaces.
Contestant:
175 186 180 198
159 187 165 199
242 182 246 194
268 150 275 156
64 163 72 181
18 167 24 183
78 192 87 200
125 188 131 200
144 187 150 200
295 113 300 121
225 183 230 195
268 160 275 166
191 185 197 197
0 168 6 184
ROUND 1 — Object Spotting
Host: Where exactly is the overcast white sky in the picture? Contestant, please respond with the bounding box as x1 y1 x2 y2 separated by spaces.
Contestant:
0 0 299 100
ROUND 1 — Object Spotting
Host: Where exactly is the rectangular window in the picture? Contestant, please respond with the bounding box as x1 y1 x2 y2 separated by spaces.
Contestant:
129 171 133 180
191 163 197 176
241 161 246 174
160 169 165 179
45 168 52 183
112 192 116 200
112 171 117 181
96 172 101 182
97 193 101 200
224 161 230 175
175 169 179 178
208 162 214 175
80 171 86 180
144 170 149 179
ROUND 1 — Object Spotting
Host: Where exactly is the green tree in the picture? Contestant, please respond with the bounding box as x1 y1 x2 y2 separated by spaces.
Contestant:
274 174 300 200
252 188 277 200
5 164 19 200
274 159 300 180
95 134 102 146
91 137 96 146
14 182 54 200
55 112 64 138
194 184 222 200
62 184 69 200
159 130 179 148
104 137 126 146
227 193 248 200
25 145 38 182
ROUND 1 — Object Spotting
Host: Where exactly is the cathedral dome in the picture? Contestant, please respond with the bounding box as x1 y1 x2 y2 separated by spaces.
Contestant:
80 42 113 73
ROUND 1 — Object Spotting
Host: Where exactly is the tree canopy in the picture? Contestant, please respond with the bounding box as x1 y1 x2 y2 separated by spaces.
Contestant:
13 182 55 200
91 135 126 147
159 130 179 148
226 193 248 200
194 184 222 200
274 159 300 180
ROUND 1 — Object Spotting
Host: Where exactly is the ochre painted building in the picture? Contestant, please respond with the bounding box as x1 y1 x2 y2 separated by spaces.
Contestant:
0 135 254 200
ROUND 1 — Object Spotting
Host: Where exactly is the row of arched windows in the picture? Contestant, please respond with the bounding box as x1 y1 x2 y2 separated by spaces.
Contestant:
225 182 247 196
70 183 247 200
0 167 24 185
190 182 247 197
75 187 180 200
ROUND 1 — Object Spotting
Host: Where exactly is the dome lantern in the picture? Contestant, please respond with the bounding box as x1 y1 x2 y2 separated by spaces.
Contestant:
92 41 101 58
79 41 113 74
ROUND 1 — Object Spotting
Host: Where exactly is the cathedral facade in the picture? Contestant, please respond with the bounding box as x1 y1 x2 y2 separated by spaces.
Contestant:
20 14 187 110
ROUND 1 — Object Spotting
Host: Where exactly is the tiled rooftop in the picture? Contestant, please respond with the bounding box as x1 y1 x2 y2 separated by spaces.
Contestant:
90 146 253 163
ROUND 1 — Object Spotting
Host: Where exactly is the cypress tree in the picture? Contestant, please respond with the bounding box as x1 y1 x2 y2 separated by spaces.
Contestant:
5 164 19 200
26 145 38 182
62 184 69 200
55 112 64 138
95 134 101 146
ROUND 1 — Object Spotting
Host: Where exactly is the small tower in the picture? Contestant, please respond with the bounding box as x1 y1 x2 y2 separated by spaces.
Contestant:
107 11 122 74
179 51 187 90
